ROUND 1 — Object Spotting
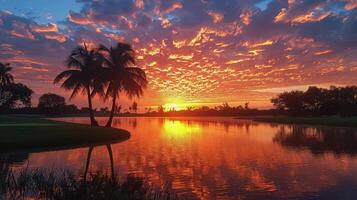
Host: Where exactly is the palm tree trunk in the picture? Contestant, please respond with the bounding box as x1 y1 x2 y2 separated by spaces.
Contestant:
106 94 116 127
83 146 94 181
106 144 115 179
86 86 98 126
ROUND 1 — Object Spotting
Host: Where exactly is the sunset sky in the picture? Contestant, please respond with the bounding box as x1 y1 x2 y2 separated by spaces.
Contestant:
0 0 356 111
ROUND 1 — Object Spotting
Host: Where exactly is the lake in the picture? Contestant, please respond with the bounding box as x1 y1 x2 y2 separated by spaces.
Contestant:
2 117 357 200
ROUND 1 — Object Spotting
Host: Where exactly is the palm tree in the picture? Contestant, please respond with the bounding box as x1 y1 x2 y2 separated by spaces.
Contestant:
54 44 103 126
0 62 14 87
132 101 138 114
97 43 147 127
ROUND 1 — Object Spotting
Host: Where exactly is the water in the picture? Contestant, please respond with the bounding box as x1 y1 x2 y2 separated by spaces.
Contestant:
2 117 357 200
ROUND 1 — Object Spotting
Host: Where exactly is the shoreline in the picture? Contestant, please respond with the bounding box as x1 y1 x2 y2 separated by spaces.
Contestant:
236 116 357 128
0 115 131 152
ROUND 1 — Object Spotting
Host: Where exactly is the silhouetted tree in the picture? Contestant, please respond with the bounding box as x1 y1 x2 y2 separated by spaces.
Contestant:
64 104 79 114
115 105 122 114
145 107 152 113
244 102 249 110
97 43 147 127
0 62 14 88
38 93 66 114
271 91 305 115
132 101 138 114
0 83 33 111
54 43 104 126
271 86 357 116
158 105 164 113
303 86 324 115
186 106 194 111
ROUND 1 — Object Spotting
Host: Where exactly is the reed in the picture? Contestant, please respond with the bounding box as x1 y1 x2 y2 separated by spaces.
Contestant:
0 161 180 200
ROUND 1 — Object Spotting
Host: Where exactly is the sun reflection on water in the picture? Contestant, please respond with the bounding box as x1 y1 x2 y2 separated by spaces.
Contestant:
162 120 201 139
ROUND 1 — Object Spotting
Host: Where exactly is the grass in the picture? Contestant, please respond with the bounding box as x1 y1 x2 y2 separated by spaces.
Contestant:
0 115 130 152
237 116 357 128
0 163 180 200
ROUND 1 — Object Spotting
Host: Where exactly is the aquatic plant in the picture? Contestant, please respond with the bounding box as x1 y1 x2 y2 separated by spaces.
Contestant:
0 165 180 200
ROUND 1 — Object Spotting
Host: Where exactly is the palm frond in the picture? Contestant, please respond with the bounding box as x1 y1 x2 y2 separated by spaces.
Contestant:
54 70 79 84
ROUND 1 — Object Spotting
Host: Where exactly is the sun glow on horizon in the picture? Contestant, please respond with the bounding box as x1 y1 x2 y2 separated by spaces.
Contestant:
163 103 182 111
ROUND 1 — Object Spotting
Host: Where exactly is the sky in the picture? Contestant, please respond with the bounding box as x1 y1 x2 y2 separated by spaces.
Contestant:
0 0 356 111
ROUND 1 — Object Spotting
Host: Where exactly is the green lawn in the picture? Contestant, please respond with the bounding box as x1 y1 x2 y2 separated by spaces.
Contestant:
237 116 357 128
0 115 130 152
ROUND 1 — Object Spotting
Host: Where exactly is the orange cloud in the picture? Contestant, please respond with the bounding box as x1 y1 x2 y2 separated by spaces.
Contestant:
208 11 224 24
31 23 58 33
11 30 35 40
135 0 144 9
44 33 67 43
240 9 253 25
344 0 357 10
68 11 93 25
314 50 332 56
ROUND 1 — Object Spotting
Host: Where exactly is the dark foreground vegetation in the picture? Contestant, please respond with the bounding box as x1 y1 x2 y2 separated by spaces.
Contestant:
0 165 179 200
0 115 130 151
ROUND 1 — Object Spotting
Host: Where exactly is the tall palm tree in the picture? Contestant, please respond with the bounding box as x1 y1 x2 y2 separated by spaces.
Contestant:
54 44 103 126
0 62 14 87
97 43 147 127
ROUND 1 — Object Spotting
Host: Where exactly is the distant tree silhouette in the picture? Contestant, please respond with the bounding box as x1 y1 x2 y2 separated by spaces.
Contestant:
97 43 147 127
114 105 122 115
132 101 138 114
271 91 305 115
271 86 357 116
0 62 14 87
0 62 34 113
0 83 33 111
38 93 66 114
63 104 79 114
186 106 194 111
143 102 264 116
303 86 323 114
157 105 164 113
54 44 104 126
244 102 249 110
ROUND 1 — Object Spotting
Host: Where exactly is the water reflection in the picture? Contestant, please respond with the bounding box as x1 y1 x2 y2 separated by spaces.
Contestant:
84 144 114 180
163 120 201 139
4 117 357 200
273 125 357 156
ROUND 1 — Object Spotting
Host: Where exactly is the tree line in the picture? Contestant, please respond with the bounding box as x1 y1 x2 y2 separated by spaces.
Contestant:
145 102 274 117
271 86 357 116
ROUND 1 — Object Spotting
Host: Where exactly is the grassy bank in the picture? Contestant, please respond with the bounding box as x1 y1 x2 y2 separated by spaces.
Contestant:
237 116 357 128
0 162 179 200
0 115 130 151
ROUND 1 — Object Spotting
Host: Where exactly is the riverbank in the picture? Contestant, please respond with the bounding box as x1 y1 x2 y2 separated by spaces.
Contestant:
0 115 130 151
237 116 357 128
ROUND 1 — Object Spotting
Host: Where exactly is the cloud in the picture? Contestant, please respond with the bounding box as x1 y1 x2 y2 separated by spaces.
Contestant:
44 33 67 43
1 0 357 108
68 10 93 25
31 23 59 33
344 0 357 10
